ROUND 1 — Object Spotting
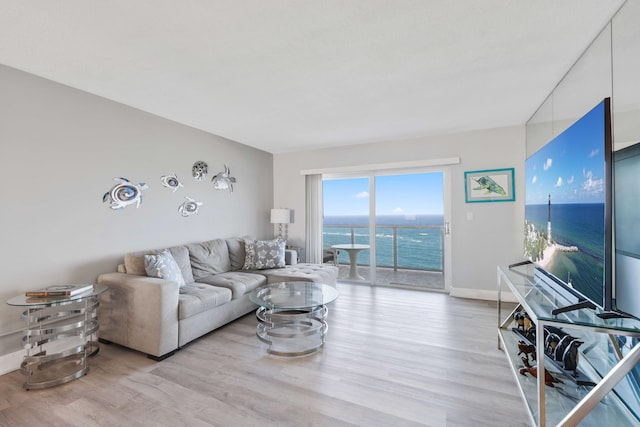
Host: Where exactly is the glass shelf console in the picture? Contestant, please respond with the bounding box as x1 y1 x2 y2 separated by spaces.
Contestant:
498 264 640 426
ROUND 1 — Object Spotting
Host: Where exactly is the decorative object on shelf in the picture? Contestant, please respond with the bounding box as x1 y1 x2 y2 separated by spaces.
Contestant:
103 177 148 210
544 332 561 356
270 208 291 241
464 168 515 203
25 284 93 298
562 340 584 374
519 356 563 387
512 323 594 387
211 164 236 193
178 196 203 217
192 161 208 181
160 173 183 192
514 311 532 331
517 340 536 361
514 311 536 342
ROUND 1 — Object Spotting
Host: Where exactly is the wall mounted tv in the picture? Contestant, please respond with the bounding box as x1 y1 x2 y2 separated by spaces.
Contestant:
524 98 612 312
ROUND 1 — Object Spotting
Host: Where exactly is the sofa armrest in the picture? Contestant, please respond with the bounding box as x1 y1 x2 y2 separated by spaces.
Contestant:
97 272 180 358
285 249 298 265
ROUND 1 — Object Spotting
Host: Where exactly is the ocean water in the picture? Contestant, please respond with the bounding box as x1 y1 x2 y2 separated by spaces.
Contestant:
525 203 606 305
323 215 444 271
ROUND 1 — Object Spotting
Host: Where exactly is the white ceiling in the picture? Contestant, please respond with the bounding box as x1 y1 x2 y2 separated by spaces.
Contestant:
0 1 626 153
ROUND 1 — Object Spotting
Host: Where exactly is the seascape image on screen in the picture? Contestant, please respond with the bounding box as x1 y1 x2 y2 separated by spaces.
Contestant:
524 99 611 308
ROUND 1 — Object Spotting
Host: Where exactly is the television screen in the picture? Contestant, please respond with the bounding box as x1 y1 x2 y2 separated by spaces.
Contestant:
524 98 612 309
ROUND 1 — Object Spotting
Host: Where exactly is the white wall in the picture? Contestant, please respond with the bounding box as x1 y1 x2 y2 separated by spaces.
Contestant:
274 126 526 298
0 65 273 357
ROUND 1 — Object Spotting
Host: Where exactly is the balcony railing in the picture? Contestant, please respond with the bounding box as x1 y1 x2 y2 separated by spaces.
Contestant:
323 224 444 272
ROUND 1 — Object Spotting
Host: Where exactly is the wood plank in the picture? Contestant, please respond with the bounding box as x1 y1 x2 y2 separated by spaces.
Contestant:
0 284 529 426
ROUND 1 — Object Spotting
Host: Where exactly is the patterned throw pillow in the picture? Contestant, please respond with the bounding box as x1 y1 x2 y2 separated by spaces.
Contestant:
243 239 286 270
144 249 186 288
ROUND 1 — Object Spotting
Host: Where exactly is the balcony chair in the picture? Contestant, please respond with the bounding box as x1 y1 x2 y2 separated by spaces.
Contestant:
323 248 339 267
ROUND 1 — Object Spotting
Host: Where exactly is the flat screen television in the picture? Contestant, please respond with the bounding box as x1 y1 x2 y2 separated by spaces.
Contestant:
524 98 612 312
614 141 640 318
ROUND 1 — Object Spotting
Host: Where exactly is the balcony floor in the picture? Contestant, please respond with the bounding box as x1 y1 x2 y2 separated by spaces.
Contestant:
336 264 445 291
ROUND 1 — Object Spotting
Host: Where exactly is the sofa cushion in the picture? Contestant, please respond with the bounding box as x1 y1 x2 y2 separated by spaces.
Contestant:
197 271 267 299
144 249 186 288
243 239 286 270
258 263 339 286
226 237 249 271
124 245 195 283
187 239 231 280
178 283 232 320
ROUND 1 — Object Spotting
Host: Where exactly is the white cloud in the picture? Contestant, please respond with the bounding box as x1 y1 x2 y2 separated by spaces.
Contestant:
589 149 600 158
567 176 574 185
581 169 603 193
531 175 537 184
354 191 369 199
392 207 404 214
555 177 563 187
582 177 604 193
543 158 552 171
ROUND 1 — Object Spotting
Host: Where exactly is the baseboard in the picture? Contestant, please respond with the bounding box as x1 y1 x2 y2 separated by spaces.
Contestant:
449 286 518 303
0 349 23 376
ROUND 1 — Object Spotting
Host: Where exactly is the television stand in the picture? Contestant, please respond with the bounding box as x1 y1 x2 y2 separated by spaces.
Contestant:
498 264 640 426
551 300 596 316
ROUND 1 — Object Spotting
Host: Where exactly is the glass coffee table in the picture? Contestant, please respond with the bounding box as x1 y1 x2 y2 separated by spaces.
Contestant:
249 281 339 357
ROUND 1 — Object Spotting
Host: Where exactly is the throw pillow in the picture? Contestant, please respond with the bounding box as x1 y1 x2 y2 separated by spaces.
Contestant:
144 249 186 288
243 239 286 270
187 239 231 280
124 245 194 283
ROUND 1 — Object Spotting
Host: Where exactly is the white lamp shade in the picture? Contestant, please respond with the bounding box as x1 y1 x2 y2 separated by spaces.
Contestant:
270 208 291 224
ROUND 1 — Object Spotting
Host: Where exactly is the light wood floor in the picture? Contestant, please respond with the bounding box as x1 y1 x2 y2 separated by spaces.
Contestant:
337 265 445 290
0 284 529 427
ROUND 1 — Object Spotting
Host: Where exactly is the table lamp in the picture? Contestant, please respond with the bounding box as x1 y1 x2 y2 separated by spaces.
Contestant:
270 208 291 241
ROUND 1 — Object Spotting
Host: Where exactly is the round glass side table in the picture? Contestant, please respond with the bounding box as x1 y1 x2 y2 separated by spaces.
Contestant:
6 285 108 390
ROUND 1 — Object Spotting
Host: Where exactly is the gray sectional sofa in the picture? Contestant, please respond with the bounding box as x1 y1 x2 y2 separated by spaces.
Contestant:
97 236 338 359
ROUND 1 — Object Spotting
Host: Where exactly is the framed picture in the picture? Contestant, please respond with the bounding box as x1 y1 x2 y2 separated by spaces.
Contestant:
464 168 515 203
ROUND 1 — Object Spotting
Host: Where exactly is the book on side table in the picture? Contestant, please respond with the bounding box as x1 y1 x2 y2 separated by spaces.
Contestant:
25 284 94 298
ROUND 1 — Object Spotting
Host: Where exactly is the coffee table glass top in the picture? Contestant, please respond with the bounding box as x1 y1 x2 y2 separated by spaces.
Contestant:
249 281 339 310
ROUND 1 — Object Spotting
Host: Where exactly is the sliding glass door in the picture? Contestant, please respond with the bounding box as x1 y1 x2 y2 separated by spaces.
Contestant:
323 170 447 290
373 173 445 289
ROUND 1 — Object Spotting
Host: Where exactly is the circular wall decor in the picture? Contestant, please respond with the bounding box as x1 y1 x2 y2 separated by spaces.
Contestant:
192 161 208 181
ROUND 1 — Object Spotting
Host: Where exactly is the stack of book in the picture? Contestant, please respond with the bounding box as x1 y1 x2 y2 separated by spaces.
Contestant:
25 284 94 302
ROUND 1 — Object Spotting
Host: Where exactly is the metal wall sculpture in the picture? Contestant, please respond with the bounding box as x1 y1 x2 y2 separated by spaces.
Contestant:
211 164 236 193
178 197 203 217
160 173 183 192
192 161 208 181
103 177 148 210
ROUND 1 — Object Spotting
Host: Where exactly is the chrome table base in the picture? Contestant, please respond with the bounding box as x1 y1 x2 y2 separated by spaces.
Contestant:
255 305 329 357
19 296 101 390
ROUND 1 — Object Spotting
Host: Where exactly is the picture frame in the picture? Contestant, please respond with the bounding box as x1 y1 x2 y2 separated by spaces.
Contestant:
464 168 515 203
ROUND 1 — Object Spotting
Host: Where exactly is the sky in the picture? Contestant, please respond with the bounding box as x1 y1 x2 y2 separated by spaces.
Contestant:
323 172 443 216
525 100 608 205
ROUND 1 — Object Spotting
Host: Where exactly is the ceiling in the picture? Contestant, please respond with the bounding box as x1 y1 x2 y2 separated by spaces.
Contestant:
0 1 626 153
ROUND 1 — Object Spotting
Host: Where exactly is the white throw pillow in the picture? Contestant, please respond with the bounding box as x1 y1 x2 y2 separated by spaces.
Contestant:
144 249 186 288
